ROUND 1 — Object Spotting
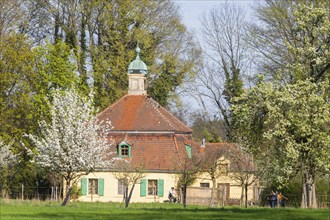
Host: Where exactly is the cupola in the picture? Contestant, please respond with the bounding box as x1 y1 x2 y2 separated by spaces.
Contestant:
128 44 148 75
128 44 147 95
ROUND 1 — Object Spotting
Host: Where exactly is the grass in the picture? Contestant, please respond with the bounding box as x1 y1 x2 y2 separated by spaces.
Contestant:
0 199 329 220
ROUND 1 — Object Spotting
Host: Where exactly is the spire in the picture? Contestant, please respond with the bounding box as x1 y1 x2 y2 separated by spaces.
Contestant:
128 43 147 75
135 43 141 60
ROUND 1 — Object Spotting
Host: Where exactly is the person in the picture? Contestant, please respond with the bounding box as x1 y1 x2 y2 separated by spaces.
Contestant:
278 192 288 207
269 191 277 208
168 187 177 203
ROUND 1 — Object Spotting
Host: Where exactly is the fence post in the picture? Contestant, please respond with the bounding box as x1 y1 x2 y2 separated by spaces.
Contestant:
21 184 24 201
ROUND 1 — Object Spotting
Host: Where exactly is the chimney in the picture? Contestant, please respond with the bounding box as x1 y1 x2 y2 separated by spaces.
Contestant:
199 138 206 153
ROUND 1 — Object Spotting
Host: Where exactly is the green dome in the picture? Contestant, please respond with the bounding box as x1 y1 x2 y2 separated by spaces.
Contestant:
128 45 148 74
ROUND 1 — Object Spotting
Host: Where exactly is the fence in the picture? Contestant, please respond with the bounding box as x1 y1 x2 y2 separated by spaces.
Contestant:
186 187 330 208
1 185 62 201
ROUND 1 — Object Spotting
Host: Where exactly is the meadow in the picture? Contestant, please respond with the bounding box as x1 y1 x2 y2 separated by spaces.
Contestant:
0 200 329 220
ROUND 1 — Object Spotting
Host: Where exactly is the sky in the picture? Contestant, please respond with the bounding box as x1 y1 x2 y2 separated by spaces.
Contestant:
174 0 256 34
171 0 257 119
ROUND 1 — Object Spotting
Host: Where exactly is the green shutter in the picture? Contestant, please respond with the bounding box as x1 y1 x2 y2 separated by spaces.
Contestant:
185 144 192 158
98 178 104 196
81 178 87 196
140 179 147 197
158 179 164 197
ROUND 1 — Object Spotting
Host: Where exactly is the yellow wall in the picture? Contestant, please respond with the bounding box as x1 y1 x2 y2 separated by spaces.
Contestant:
78 172 177 203
77 171 258 203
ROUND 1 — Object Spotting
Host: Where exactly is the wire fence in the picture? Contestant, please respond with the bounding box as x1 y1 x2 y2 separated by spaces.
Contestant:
186 187 330 208
1 186 62 201
1 185 329 208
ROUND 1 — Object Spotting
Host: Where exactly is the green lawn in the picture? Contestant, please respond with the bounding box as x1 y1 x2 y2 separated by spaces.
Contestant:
0 200 329 220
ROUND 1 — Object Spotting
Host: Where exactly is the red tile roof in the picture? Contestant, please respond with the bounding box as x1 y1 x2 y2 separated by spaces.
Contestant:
97 95 192 133
107 133 192 171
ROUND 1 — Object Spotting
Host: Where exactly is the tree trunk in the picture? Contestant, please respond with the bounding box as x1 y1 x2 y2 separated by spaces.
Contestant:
244 184 248 208
124 185 129 208
210 177 216 207
240 186 244 207
301 173 318 208
125 184 135 208
61 186 72 206
310 174 317 208
182 185 187 208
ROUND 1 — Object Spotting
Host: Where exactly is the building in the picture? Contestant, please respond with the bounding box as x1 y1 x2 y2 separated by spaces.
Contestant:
77 46 258 205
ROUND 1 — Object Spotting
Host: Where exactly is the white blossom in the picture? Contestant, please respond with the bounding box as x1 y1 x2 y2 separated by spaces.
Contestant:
27 88 114 191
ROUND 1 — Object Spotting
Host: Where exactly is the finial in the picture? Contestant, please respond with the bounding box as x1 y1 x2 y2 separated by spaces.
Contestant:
135 42 141 60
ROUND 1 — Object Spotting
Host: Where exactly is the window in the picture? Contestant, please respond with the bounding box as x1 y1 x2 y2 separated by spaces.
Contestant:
81 178 104 196
148 180 158 196
118 179 125 195
118 141 131 158
88 179 98 195
121 145 129 156
200 183 210 188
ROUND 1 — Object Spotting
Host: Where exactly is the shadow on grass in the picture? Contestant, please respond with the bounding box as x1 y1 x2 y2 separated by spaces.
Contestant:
2 206 329 220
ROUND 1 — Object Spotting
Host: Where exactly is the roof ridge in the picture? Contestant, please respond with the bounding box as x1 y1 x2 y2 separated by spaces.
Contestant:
147 97 177 130
96 94 131 117
147 97 192 132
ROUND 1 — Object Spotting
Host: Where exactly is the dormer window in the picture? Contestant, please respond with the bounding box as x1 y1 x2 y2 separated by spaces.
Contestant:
118 141 131 158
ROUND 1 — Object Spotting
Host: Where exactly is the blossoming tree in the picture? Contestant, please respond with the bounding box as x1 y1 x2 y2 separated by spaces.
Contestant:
232 79 330 208
27 89 113 206
0 140 16 198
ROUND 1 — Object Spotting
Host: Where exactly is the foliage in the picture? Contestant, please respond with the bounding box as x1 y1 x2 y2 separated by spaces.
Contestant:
0 34 36 141
249 0 330 83
27 88 114 206
232 79 330 208
0 140 16 198
191 114 225 143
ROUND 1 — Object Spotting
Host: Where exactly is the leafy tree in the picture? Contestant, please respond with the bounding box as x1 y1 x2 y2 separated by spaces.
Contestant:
84 0 200 109
249 0 330 83
232 79 330 208
27 88 114 206
191 114 225 143
0 34 36 141
0 140 16 199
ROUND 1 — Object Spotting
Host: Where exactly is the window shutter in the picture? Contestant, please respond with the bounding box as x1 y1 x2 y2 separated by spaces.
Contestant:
140 179 146 197
81 178 87 196
157 179 164 197
98 178 104 196
185 144 192 158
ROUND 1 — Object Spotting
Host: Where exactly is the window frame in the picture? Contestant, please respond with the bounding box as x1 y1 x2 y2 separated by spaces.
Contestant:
147 179 158 196
200 182 210 188
117 141 131 158
118 179 125 195
88 178 98 195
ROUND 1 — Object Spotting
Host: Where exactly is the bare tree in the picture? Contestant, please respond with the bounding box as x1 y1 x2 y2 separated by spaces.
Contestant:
190 2 249 141
226 144 265 208
175 152 204 208
202 147 227 207
112 159 146 208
